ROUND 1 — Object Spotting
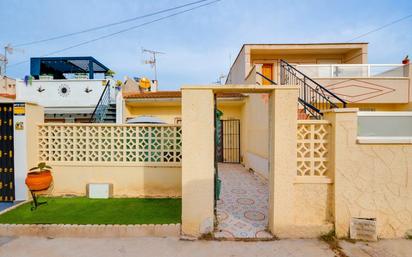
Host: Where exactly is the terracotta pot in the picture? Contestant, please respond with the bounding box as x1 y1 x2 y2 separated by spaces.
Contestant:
402 59 410 65
25 170 52 191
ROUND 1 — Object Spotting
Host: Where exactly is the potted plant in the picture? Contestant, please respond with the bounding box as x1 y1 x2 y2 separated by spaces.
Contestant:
105 69 115 78
115 80 123 90
402 55 410 65
25 162 53 191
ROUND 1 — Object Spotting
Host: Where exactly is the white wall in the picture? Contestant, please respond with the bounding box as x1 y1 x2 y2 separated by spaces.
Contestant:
16 79 111 108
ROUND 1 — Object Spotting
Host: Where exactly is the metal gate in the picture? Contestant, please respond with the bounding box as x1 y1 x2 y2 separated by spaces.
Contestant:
0 103 14 201
220 119 240 163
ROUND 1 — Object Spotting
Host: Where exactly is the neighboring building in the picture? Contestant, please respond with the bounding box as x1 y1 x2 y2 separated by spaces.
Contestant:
15 57 117 123
120 90 244 125
0 76 16 101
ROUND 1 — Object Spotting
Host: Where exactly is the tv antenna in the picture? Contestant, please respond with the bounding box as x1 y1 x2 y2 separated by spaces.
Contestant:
0 44 24 76
142 48 164 81
214 74 227 85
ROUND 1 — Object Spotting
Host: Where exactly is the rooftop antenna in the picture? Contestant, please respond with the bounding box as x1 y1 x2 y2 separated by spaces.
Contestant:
0 44 24 76
214 74 226 85
142 48 164 82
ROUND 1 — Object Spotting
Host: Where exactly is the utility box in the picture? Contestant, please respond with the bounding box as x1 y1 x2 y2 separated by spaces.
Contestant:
86 183 113 199
350 217 377 241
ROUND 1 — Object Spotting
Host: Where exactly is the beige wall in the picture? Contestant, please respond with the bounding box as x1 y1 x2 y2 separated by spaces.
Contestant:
47 165 181 197
294 183 334 225
343 48 367 64
325 109 412 238
240 94 269 178
318 78 411 105
0 76 16 95
125 104 181 124
181 88 215 237
125 100 244 124
35 122 183 198
226 46 247 84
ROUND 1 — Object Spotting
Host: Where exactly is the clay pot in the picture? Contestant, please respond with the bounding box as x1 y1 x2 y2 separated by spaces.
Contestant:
25 170 52 191
402 59 410 65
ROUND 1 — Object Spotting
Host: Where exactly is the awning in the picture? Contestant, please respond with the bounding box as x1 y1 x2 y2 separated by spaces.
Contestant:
30 56 110 79
126 115 167 124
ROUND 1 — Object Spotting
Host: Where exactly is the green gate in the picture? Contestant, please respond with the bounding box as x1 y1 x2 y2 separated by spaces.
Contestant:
0 103 14 201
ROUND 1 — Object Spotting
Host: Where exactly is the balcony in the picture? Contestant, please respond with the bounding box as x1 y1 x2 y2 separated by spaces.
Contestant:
296 64 407 78
295 64 411 104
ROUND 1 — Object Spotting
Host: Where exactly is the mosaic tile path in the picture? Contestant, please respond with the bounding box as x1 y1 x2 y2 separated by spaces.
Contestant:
215 163 272 239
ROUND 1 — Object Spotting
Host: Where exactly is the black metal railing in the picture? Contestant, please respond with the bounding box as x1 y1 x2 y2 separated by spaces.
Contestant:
256 71 278 85
279 60 347 119
89 80 111 123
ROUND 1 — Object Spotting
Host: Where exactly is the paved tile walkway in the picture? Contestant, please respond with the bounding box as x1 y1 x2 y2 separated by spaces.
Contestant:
215 163 272 239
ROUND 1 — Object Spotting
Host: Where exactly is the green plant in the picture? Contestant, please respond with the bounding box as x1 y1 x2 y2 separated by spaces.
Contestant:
319 229 335 242
29 162 52 174
105 69 115 77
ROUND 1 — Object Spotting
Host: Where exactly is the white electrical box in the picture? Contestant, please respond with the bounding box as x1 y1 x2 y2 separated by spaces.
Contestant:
87 183 113 199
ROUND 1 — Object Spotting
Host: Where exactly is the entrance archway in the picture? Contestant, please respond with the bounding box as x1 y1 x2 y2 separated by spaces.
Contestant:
181 85 299 238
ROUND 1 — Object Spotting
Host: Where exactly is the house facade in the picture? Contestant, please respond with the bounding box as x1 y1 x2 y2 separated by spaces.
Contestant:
1 42 412 240
15 57 117 123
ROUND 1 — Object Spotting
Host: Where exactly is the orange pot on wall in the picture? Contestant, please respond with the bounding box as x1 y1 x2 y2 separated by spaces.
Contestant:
25 171 52 191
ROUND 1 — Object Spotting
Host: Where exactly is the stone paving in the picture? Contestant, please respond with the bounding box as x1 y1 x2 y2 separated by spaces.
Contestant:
214 163 272 239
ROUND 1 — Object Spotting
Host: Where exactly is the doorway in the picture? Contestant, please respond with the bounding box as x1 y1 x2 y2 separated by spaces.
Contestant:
217 119 240 163
0 103 15 201
214 94 271 239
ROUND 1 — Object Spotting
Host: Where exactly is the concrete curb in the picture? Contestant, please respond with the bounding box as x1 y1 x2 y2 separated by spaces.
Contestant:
0 223 181 238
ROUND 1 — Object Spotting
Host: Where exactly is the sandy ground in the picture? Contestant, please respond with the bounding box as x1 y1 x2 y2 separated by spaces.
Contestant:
339 239 412 257
1 236 411 257
0 236 334 257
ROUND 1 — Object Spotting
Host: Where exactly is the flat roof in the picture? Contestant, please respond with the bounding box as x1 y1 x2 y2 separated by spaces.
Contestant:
123 90 245 99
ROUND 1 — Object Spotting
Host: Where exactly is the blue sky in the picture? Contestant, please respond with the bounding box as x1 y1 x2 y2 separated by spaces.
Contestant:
1 0 412 90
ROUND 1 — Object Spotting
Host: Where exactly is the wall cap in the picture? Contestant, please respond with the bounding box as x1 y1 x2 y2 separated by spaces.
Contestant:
322 108 359 114
357 136 412 144
294 176 332 184
0 223 181 238
181 85 299 93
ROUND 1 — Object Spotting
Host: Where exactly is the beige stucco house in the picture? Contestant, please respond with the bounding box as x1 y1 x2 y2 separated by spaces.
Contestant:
118 42 412 178
2 42 412 241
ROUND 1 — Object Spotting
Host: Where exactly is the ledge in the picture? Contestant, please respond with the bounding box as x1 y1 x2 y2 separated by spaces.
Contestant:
0 223 181 238
294 176 333 184
47 161 182 168
357 136 412 144
321 108 359 114
358 111 412 117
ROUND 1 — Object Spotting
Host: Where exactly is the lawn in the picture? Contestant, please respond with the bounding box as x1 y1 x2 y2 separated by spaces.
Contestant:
0 197 181 225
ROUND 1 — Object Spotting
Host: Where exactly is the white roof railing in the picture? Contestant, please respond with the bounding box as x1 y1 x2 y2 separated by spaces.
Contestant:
296 64 407 78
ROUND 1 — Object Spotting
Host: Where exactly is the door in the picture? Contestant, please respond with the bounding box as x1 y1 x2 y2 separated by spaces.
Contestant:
261 64 274 85
0 103 14 201
221 119 240 163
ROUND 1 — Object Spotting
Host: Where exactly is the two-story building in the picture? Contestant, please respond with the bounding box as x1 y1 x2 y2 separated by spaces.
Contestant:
16 56 117 123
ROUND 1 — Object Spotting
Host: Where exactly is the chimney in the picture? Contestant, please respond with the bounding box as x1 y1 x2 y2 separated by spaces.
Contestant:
151 80 158 92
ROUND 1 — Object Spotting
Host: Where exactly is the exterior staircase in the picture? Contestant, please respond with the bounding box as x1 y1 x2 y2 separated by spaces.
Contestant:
90 81 117 123
257 60 347 119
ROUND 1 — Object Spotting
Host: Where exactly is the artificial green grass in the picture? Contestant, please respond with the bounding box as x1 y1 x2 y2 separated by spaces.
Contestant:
0 197 181 225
